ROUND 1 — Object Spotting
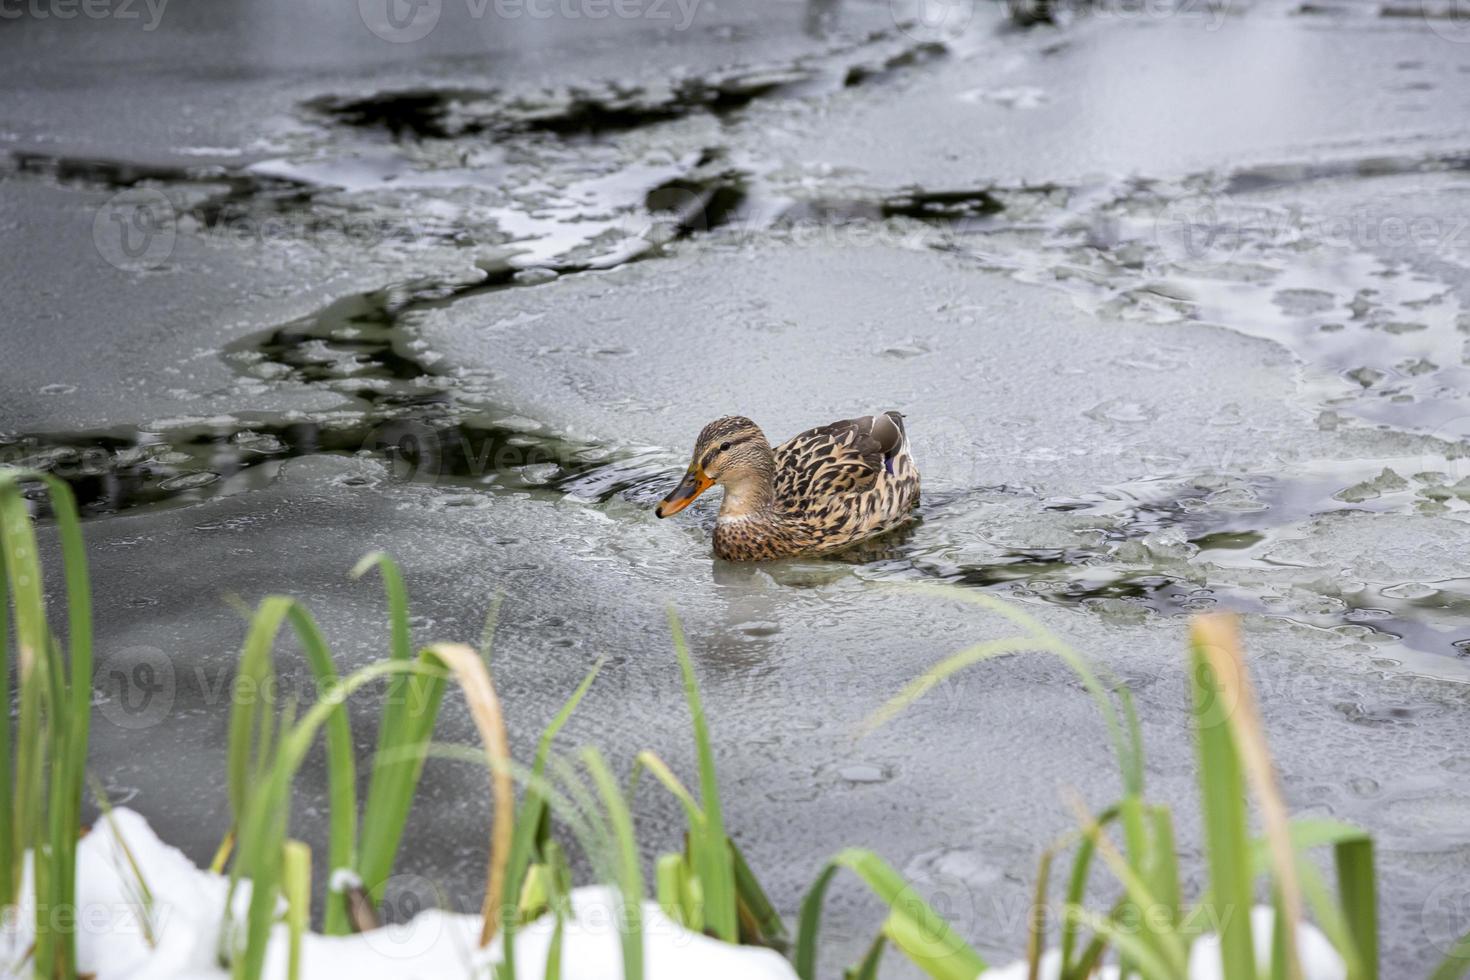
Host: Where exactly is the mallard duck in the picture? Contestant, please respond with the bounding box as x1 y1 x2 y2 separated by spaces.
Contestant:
654 412 921 561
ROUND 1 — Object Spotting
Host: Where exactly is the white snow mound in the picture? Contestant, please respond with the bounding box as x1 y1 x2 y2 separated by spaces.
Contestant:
0 808 797 980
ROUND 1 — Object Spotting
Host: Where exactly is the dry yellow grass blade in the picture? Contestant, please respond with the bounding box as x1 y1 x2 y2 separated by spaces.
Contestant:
423 642 514 947
1191 614 1303 980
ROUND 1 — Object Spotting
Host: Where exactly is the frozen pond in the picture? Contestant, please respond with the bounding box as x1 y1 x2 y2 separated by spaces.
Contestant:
4 0 1470 975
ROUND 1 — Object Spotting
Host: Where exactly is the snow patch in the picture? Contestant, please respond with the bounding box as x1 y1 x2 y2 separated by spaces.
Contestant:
1 809 797 980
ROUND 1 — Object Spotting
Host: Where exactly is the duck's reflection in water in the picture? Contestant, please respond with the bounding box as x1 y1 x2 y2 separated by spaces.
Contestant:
693 518 925 672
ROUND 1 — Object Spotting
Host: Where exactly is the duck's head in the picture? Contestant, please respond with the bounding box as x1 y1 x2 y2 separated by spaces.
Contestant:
655 416 773 519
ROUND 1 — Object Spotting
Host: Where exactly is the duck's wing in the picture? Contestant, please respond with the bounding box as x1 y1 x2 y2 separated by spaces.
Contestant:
773 412 906 505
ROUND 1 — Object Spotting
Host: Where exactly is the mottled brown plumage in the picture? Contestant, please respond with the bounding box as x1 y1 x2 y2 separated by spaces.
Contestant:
654 412 921 560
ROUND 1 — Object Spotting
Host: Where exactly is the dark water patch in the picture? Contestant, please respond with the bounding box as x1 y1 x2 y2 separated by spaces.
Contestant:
10 162 750 517
1222 150 1470 195
644 170 749 233
2 412 675 520
303 32 956 141
521 70 811 134
881 187 1006 222
8 149 330 231
3 167 748 521
225 269 528 400
843 42 948 87
1381 2 1469 19
1190 530 1265 551
3 149 446 247
776 186 1007 229
1004 0 1067 27
2 422 308 518
229 171 749 398
301 89 489 140
9 151 243 189
304 68 815 141
8 150 312 198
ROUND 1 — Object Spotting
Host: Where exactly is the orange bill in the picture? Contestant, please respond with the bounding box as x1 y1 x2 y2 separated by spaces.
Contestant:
655 465 714 518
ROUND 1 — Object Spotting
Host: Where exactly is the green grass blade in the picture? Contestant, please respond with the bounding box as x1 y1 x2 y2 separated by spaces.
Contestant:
1200 616 1305 980
517 863 550 922
846 933 886 980
232 658 433 980
580 747 644 980
1059 804 1118 973
1247 816 1375 978
1068 935 1109 980
0 534 11 907
350 551 412 663
531 660 602 848
656 853 687 926
0 473 50 908
501 659 601 976
1293 858 1361 980
1334 834 1377 980
282 605 357 935
679 860 705 935
1065 794 1188 977
226 597 291 823
732 838 788 948
40 633 69 978
0 470 96 978
1430 939 1470 980
667 608 737 943
39 475 93 978
233 767 292 980
283 840 311 980
630 750 703 828
223 596 359 935
884 907 979 979
1272 888 1289 980
1146 805 1181 933
542 839 572 980
1117 685 1145 799
796 848 985 980
1027 846 1054 980
1189 622 1257 980
1117 790 1151 977
352 551 417 898
355 664 447 904
543 910 565 980
543 753 618 891
1063 905 1176 980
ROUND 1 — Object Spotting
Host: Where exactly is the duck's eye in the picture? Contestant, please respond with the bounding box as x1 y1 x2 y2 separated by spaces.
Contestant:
719 441 731 452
